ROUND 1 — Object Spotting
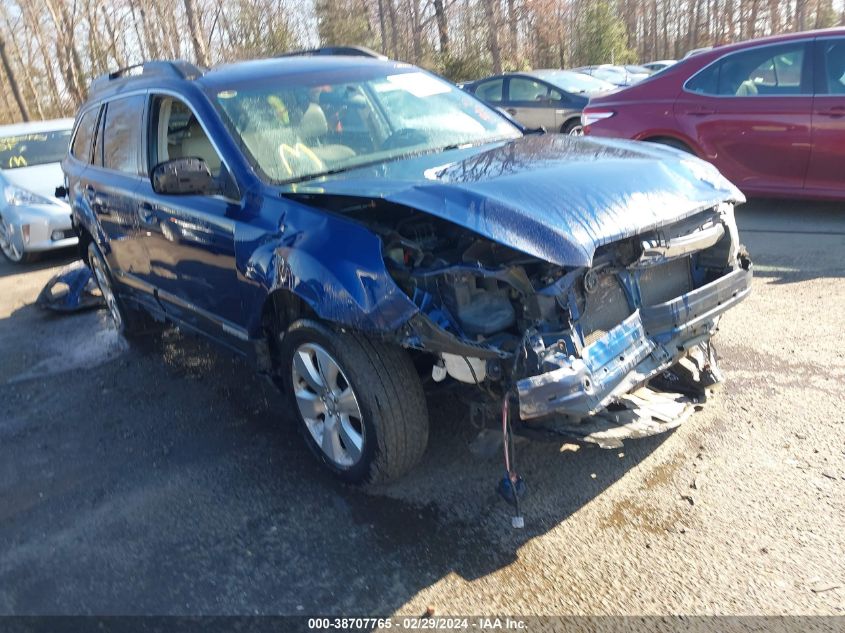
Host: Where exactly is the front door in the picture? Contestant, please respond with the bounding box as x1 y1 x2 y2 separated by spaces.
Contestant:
806 37 845 193
136 95 246 340
504 77 559 130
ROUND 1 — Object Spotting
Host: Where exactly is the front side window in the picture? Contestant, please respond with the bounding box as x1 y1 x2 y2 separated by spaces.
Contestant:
101 95 145 174
71 108 100 163
688 43 808 96
148 96 223 177
0 128 72 170
212 69 519 183
819 38 845 94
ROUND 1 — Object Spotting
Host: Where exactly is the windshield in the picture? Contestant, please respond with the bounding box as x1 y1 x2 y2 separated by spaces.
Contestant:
212 69 521 183
0 129 71 170
533 70 615 94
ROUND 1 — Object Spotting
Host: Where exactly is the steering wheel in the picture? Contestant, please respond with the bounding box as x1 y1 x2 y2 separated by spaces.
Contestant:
380 128 429 151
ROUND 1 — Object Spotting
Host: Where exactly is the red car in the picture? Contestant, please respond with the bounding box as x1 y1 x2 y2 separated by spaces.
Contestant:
582 28 845 200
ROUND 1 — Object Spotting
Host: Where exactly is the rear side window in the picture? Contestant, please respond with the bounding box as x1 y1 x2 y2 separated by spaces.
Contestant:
101 95 145 174
688 43 808 96
71 108 99 162
818 38 845 94
509 78 550 102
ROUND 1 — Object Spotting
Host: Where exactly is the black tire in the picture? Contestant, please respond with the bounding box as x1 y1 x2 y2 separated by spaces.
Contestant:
648 137 694 154
87 241 153 337
281 319 429 485
561 119 583 136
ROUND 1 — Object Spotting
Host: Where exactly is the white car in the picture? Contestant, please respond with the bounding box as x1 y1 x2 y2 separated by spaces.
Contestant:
0 118 76 263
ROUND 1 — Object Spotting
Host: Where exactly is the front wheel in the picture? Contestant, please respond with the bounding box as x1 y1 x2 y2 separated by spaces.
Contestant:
281 320 429 484
0 216 38 263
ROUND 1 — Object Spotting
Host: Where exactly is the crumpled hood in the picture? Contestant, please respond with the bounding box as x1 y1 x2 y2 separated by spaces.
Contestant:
283 135 745 267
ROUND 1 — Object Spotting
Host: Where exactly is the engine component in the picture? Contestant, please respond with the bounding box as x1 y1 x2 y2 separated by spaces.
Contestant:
442 353 486 384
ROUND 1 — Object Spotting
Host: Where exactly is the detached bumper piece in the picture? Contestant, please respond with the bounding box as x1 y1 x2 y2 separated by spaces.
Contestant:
36 261 105 313
516 265 752 424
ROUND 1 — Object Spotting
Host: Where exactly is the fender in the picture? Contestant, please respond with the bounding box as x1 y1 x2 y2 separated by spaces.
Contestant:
238 199 418 338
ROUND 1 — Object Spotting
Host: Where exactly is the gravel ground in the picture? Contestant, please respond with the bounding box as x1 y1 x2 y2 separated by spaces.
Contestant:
0 199 842 616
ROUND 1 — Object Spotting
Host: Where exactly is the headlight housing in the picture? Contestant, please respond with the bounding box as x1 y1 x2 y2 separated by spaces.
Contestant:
4 185 55 207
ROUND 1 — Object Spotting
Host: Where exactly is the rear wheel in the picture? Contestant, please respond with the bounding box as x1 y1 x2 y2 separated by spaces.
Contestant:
562 119 584 136
87 242 151 336
281 319 429 484
648 137 694 154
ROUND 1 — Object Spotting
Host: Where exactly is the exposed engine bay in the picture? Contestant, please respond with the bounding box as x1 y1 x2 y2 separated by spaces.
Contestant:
293 192 752 435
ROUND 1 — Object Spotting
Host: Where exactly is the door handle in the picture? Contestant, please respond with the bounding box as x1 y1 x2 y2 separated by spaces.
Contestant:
138 202 157 225
818 106 845 118
85 185 106 214
506 108 517 115
687 107 716 116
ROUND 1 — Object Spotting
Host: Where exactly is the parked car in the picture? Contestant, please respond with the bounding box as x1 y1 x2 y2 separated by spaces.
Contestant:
462 70 615 134
573 64 650 86
65 57 752 485
642 59 677 72
0 118 76 263
582 28 845 200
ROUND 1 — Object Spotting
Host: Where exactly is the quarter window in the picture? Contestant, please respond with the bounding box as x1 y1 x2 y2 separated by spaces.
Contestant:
71 107 99 162
101 95 145 174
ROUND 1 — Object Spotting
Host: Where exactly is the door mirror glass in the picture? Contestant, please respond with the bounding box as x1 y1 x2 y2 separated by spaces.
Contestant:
151 157 217 195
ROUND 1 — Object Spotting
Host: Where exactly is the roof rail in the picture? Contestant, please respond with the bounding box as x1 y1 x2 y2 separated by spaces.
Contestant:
278 46 387 60
89 60 205 94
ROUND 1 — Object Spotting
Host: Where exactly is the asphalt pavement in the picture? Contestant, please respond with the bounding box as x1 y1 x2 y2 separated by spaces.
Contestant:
0 199 842 616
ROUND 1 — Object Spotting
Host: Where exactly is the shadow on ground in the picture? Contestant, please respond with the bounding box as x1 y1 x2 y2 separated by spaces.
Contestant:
737 199 845 285
0 309 668 614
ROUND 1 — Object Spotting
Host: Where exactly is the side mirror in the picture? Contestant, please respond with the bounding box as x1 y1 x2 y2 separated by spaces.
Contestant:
55 185 68 199
151 157 217 195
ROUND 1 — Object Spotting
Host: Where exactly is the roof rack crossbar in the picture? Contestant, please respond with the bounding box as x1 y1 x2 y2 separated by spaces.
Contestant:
90 60 205 94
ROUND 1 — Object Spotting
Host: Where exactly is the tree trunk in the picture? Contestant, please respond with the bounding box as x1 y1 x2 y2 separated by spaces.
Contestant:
433 0 448 55
483 0 502 73
0 35 30 121
185 0 211 67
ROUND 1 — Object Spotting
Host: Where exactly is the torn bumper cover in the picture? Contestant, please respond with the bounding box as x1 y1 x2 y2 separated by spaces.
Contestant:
36 260 105 313
516 264 752 420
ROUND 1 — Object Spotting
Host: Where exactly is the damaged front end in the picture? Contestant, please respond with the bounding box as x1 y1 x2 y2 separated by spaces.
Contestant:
351 199 751 443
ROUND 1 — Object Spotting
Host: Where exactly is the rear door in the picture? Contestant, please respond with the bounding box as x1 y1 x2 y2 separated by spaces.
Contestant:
88 94 150 280
806 36 845 193
679 41 813 194
504 77 558 130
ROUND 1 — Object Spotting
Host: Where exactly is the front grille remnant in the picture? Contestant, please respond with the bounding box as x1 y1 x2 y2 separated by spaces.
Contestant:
638 257 693 307
579 272 633 345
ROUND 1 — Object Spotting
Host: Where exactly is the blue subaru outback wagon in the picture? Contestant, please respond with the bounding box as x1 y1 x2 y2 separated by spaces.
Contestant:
64 56 752 484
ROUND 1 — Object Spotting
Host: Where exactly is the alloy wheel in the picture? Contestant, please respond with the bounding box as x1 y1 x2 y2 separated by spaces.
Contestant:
291 342 365 468
0 218 23 262
568 125 584 136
